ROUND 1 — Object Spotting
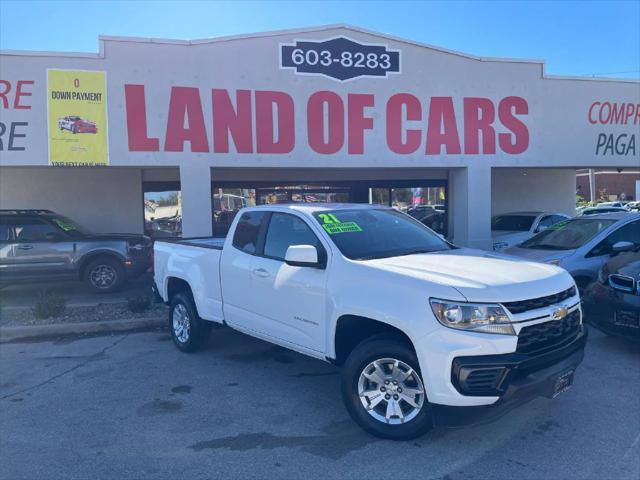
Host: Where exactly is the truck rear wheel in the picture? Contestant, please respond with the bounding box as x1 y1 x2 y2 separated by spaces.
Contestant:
341 337 433 440
169 292 211 352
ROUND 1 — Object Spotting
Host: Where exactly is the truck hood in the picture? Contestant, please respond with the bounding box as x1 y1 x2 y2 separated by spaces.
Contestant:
362 248 574 303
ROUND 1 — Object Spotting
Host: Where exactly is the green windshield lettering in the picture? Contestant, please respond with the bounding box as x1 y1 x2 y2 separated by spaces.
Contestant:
318 213 341 224
322 222 363 235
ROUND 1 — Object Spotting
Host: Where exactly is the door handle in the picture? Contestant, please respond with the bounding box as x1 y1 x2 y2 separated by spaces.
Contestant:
17 245 34 250
252 268 270 278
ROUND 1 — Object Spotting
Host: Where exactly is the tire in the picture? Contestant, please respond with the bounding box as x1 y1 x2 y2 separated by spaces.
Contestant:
84 257 125 293
72 125 77 134
169 292 211 353
341 337 433 440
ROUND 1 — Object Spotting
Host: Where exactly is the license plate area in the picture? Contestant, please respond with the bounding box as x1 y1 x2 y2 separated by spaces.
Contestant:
553 369 575 398
614 310 640 328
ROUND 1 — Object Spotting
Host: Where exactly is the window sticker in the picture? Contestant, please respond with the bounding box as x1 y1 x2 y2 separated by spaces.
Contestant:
318 213 363 235
52 219 75 231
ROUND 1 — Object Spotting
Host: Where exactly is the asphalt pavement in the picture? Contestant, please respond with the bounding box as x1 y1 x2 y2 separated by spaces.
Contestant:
0 325 638 480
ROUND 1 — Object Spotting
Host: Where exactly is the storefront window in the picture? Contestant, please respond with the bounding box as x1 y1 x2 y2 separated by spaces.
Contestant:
213 188 256 237
143 184 182 238
369 188 389 205
368 186 447 236
256 185 351 205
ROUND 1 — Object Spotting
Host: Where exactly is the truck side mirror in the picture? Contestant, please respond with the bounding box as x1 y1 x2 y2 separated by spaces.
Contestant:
611 241 634 254
285 245 320 268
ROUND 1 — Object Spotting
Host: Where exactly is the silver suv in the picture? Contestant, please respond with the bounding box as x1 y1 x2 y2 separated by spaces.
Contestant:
0 210 152 292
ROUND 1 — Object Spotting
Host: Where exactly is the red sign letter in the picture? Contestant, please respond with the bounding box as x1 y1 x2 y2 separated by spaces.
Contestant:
498 96 529 154
347 94 374 154
125 84 159 152
212 89 253 153
386 93 422 154
164 87 209 152
426 97 461 155
307 91 344 154
255 91 295 154
464 97 496 154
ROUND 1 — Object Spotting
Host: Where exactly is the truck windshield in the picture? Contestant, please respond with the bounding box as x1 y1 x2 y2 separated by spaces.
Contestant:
313 208 451 260
518 218 616 250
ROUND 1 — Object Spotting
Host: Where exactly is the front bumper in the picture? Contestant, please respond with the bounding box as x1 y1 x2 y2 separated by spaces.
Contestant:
583 282 640 340
430 325 587 427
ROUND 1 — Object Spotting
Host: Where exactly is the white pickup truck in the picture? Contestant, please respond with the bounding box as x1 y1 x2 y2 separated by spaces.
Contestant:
154 203 587 440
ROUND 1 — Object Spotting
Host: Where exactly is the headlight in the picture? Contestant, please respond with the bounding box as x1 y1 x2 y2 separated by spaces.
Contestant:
493 242 509 251
430 299 515 335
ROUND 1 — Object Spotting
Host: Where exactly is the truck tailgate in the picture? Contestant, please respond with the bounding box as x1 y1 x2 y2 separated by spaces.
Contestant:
154 239 225 323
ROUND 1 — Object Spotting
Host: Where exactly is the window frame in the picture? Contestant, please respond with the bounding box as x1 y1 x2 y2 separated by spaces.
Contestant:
8 216 69 243
261 212 327 265
231 210 270 256
586 219 640 258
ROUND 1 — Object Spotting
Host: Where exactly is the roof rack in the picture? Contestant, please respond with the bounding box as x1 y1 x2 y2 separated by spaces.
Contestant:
0 209 54 215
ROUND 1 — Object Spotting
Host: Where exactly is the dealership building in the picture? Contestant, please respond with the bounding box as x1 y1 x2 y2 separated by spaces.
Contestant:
1 25 638 248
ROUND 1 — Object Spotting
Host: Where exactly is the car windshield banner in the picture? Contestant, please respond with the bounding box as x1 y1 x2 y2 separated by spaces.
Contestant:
47 69 108 166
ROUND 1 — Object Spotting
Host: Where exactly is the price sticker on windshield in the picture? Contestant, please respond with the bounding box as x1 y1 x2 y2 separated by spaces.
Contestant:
318 213 363 235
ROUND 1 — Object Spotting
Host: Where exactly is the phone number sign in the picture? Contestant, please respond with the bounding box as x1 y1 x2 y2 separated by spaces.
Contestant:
281 37 401 81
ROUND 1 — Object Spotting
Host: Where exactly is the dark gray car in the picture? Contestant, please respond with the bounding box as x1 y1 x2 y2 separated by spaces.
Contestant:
0 210 152 292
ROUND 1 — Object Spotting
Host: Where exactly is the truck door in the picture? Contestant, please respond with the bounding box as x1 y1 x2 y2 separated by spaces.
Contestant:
220 210 270 326
247 212 328 353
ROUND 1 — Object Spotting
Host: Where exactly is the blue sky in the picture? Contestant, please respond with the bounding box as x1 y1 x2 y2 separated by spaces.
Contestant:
1 0 638 79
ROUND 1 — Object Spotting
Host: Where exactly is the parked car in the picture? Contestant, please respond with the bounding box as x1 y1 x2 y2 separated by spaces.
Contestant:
492 211 570 251
58 116 98 134
505 212 640 294
625 201 640 211
154 203 586 440
580 206 628 216
583 249 640 340
597 201 625 209
0 209 152 292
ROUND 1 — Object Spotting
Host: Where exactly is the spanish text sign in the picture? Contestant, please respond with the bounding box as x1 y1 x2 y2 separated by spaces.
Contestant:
47 69 108 165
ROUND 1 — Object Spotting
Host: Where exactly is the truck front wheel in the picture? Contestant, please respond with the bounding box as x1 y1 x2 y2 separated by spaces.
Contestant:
341 337 433 440
169 293 211 352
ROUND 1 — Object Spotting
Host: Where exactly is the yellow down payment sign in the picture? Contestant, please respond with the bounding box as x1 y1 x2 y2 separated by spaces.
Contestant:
47 70 108 165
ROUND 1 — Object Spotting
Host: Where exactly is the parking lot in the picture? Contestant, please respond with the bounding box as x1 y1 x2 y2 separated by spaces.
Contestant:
1 325 638 480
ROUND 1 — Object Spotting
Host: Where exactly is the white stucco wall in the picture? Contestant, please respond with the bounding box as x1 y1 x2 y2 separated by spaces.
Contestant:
0 167 143 233
491 168 576 216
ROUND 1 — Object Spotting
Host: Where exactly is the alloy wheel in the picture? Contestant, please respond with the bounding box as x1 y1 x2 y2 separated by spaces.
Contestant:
172 304 191 343
357 358 425 425
89 264 116 289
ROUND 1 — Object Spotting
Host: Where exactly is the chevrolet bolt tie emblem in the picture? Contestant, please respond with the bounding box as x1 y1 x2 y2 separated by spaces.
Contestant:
552 307 569 320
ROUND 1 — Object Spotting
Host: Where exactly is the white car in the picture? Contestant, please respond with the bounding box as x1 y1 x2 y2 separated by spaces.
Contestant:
154 204 586 440
492 211 571 251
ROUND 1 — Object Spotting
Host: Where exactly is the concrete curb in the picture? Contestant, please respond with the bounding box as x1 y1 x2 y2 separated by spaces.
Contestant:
0 317 166 343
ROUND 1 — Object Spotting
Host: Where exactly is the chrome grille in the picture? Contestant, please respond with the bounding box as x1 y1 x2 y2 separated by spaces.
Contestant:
516 310 581 354
503 286 576 315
